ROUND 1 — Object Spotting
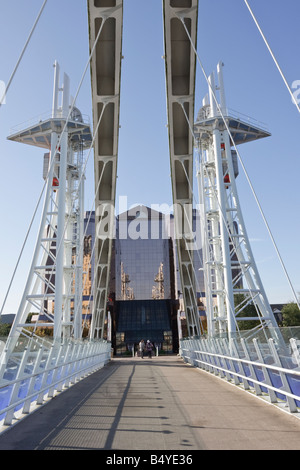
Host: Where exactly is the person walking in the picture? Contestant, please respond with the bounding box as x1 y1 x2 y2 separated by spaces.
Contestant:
146 340 153 358
139 339 145 358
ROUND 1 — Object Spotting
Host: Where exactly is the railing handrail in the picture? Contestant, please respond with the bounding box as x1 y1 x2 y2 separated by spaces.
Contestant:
180 336 300 416
0 349 109 419
186 347 300 378
181 348 300 403
0 339 112 429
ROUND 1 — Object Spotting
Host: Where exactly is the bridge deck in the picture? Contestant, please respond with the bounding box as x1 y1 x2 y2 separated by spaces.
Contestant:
0 355 300 451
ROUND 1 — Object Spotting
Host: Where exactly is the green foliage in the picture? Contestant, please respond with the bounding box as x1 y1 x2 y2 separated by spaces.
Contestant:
282 302 300 327
234 294 260 330
0 323 11 337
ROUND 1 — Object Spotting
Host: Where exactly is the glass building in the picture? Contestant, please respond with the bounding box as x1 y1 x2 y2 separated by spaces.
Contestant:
111 205 179 355
64 206 207 353
42 203 243 346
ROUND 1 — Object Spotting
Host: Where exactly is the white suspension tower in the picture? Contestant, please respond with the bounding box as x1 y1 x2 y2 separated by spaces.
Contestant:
4 62 92 351
195 61 279 337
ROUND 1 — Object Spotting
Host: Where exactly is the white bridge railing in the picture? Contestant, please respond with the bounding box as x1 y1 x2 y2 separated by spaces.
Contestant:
0 335 111 430
180 327 300 417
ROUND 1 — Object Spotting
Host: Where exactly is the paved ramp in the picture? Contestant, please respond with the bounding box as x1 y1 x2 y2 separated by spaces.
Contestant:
0 355 300 450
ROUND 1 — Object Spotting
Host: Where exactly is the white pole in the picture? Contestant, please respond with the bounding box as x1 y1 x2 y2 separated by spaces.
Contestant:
54 73 70 340
212 129 236 334
209 75 236 335
208 73 217 117
74 164 85 339
52 61 60 118
217 61 227 116
196 157 214 336
177 309 183 340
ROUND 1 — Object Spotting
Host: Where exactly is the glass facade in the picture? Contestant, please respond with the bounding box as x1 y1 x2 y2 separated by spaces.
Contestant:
43 206 207 344
111 206 178 355
115 206 174 300
115 300 174 354
115 238 172 301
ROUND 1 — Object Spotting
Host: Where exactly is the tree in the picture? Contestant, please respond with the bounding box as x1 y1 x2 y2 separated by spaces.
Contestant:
0 323 11 337
234 294 260 331
282 302 300 327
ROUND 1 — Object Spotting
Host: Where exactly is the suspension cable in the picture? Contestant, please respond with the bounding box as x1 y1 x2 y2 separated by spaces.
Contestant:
244 0 300 114
178 14 300 312
0 182 46 318
0 0 48 317
0 0 48 107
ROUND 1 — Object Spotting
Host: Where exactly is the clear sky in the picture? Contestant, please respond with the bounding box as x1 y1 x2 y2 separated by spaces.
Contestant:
0 0 299 315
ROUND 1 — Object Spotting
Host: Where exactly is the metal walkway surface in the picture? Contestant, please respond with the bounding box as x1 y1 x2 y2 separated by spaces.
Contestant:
0 355 300 451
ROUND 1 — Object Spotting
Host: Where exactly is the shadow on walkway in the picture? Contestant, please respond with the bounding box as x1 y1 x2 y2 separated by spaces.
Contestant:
0 356 300 450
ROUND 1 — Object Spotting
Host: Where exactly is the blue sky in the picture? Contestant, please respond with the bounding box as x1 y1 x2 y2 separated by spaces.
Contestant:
0 0 299 314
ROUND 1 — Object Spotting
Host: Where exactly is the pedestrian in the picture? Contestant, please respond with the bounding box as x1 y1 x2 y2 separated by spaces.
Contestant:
139 339 145 358
146 340 153 358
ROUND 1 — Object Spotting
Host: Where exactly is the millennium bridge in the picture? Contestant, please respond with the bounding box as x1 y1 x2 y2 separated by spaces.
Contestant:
0 0 300 451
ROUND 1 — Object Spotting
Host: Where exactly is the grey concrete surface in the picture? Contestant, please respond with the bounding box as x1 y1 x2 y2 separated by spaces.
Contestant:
0 355 300 450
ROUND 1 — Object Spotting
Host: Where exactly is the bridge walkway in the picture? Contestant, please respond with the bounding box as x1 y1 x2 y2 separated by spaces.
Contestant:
0 355 300 450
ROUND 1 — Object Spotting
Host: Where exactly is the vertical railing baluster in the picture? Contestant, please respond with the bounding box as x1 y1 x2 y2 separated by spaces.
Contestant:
47 343 64 398
4 344 31 425
268 338 298 413
253 338 278 404
241 338 263 396
23 345 45 414
230 339 250 390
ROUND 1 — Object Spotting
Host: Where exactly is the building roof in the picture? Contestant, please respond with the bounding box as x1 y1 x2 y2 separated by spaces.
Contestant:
117 204 171 221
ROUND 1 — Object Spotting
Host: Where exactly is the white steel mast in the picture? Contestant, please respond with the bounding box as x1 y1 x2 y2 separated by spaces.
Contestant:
4 62 92 348
195 62 279 337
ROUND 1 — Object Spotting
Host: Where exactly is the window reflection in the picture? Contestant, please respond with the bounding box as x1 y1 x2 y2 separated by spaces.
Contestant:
116 239 171 301
120 262 135 300
152 262 164 299
112 206 179 355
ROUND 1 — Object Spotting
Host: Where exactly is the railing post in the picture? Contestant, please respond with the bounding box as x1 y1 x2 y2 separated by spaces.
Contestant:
220 338 233 382
290 338 300 368
72 342 86 383
195 339 203 370
206 339 215 373
230 339 250 390
241 338 263 396
213 339 226 379
47 342 64 398
268 338 298 413
36 344 55 405
23 344 45 414
4 345 31 425
253 338 278 404
228 339 241 385
57 342 72 391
